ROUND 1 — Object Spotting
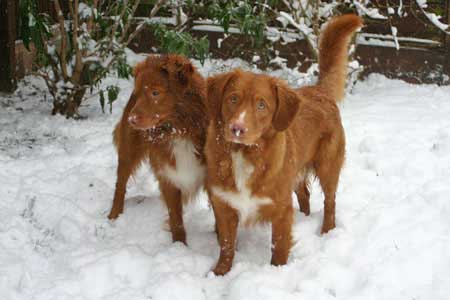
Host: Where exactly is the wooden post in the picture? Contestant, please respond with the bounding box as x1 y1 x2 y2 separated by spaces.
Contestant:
0 0 16 92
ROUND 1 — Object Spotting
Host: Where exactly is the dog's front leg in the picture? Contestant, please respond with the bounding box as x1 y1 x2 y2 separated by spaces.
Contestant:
211 196 239 276
159 180 186 244
270 204 293 266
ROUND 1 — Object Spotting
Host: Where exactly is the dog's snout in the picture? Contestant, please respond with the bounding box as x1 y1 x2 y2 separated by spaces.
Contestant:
230 123 247 137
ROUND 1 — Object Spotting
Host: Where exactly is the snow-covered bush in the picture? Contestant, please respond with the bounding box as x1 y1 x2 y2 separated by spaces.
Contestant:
19 0 210 118
204 0 448 59
19 0 448 117
197 0 448 85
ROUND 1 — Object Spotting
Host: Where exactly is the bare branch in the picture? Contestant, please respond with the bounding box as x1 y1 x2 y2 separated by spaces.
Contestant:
125 0 167 47
108 0 130 49
87 0 99 32
296 0 307 23
386 0 400 50
69 0 84 83
312 0 320 44
35 69 59 102
104 0 120 17
174 4 185 30
54 0 69 80
278 11 318 59
414 0 449 34
120 0 142 43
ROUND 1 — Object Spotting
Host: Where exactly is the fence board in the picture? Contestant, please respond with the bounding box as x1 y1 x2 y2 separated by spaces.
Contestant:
11 0 450 85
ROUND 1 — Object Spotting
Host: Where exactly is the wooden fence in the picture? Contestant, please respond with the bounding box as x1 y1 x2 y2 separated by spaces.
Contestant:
1 0 449 92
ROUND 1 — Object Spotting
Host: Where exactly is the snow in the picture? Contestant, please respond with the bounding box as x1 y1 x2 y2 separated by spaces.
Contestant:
134 16 178 26
353 2 387 20
398 0 404 16
1 55 450 300
360 33 440 46
356 32 442 49
192 24 241 34
423 12 449 32
28 13 36 27
78 2 93 19
414 0 449 32
191 23 303 45
357 37 397 48
391 26 399 50
278 12 315 48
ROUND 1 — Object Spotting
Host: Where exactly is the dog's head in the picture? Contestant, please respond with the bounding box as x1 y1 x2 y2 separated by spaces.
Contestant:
127 55 197 131
207 70 300 145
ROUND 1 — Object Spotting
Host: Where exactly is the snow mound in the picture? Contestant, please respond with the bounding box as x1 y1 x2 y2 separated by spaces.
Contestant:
1 60 450 299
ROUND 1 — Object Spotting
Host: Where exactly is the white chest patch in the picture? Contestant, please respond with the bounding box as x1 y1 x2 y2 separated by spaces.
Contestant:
212 151 272 222
160 138 205 196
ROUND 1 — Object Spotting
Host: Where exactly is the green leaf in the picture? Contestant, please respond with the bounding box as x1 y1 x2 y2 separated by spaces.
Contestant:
192 36 210 65
107 86 120 113
116 55 132 79
152 24 210 65
99 90 105 113
223 13 230 33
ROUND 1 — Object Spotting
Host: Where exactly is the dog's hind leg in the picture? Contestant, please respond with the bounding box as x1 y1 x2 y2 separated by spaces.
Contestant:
295 179 310 216
314 135 345 234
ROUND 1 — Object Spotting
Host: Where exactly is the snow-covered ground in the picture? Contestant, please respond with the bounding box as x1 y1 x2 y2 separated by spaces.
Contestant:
1 57 449 300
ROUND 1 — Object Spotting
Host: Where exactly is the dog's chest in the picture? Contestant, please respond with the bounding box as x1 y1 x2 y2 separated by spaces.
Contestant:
212 151 272 222
160 138 205 195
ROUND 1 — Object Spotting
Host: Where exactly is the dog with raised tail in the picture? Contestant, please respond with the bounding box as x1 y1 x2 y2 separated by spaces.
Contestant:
205 14 363 275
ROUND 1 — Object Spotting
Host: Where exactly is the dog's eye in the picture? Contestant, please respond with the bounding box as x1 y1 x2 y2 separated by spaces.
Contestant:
257 100 266 110
230 95 238 104
152 90 160 96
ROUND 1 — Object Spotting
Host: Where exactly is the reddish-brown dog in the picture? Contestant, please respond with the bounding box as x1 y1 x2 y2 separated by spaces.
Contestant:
108 54 207 244
205 15 363 275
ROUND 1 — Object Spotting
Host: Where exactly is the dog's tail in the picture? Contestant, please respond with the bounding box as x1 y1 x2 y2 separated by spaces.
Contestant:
318 14 363 101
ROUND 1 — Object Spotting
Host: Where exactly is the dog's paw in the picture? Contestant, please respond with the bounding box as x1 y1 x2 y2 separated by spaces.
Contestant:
321 221 336 234
212 262 232 276
107 211 121 220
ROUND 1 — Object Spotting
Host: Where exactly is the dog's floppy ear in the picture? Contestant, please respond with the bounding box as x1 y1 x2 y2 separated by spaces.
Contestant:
176 62 194 85
158 56 170 78
207 71 236 119
272 81 300 131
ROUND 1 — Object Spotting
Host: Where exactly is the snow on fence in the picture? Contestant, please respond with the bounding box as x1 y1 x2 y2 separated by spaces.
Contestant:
4 0 450 86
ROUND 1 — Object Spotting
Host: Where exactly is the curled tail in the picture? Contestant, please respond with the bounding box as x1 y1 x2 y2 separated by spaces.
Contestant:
318 14 363 101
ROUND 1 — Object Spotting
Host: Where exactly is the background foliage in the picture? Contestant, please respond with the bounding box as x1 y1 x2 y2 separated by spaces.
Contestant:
20 0 449 117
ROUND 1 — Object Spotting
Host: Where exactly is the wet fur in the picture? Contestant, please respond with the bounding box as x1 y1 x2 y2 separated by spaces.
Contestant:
205 15 363 275
108 54 207 245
